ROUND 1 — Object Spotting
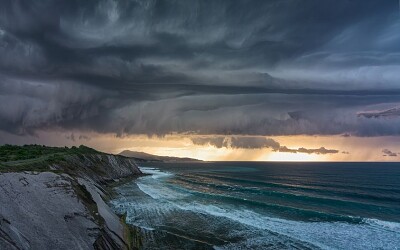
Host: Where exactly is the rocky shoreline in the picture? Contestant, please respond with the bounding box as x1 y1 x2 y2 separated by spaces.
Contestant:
0 151 143 250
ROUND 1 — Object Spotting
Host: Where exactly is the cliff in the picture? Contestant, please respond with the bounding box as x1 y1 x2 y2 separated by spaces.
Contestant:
0 145 142 250
53 154 142 183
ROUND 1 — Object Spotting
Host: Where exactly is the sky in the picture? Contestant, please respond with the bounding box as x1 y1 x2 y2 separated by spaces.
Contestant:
1 0 400 161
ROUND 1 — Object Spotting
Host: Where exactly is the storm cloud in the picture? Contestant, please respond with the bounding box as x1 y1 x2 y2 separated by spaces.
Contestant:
0 0 400 138
358 107 400 118
382 149 398 157
191 137 228 149
191 136 339 155
274 146 338 155
192 136 280 150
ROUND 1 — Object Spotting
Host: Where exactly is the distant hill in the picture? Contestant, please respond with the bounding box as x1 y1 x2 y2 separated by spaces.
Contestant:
119 150 201 162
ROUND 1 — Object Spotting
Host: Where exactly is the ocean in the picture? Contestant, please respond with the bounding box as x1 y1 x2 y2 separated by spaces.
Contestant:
110 162 400 249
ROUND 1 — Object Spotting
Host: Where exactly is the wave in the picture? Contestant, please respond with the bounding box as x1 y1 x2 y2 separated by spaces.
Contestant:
364 218 400 231
122 167 400 249
172 184 364 223
192 173 400 204
139 167 173 179
172 175 400 219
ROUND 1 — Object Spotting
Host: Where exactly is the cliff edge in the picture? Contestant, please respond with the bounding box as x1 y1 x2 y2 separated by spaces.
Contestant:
0 145 142 250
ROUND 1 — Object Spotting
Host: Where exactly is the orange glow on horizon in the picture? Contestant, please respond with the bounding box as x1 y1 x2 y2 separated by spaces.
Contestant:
263 152 322 162
5 130 400 162
111 135 400 162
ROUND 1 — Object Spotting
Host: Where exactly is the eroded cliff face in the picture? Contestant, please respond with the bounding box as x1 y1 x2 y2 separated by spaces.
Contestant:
0 154 142 250
53 154 142 183
0 172 99 250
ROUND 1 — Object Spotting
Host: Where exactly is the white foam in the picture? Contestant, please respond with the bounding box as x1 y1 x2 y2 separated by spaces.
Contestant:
128 167 400 250
139 167 173 179
364 218 400 232
172 202 400 250
136 167 189 200
137 182 190 200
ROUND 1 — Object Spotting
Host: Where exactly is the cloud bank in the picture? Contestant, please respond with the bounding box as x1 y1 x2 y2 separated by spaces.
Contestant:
358 107 400 118
382 149 398 157
191 136 339 155
0 0 399 138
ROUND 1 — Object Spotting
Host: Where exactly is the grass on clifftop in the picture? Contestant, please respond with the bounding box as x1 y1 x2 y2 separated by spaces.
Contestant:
0 144 100 162
0 144 102 172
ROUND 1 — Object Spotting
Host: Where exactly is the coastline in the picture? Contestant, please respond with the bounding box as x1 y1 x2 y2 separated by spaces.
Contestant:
0 147 144 250
108 162 400 250
108 167 217 250
2 147 399 249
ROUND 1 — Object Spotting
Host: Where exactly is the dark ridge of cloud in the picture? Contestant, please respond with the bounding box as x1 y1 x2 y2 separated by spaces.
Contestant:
296 147 339 155
230 137 280 150
275 146 339 155
191 136 339 154
382 149 397 157
191 136 279 150
342 151 350 154
357 107 400 118
275 146 297 154
191 137 227 148
0 1 399 138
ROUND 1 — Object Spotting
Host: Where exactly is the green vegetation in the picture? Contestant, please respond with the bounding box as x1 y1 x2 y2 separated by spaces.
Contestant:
0 144 101 172
0 144 99 162
124 221 143 250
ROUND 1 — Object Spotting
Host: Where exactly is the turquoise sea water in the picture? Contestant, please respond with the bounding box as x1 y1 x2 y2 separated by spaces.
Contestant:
110 162 400 249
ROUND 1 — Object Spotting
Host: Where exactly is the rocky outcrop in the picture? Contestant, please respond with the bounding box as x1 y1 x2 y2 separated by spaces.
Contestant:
0 172 99 250
79 178 130 250
0 154 142 250
52 154 142 183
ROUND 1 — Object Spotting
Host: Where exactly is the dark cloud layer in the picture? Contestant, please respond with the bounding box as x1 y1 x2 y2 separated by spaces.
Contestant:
191 136 339 155
277 147 339 155
0 0 400 138
382 149 398 157
358 107 400 118
192 136 280 150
